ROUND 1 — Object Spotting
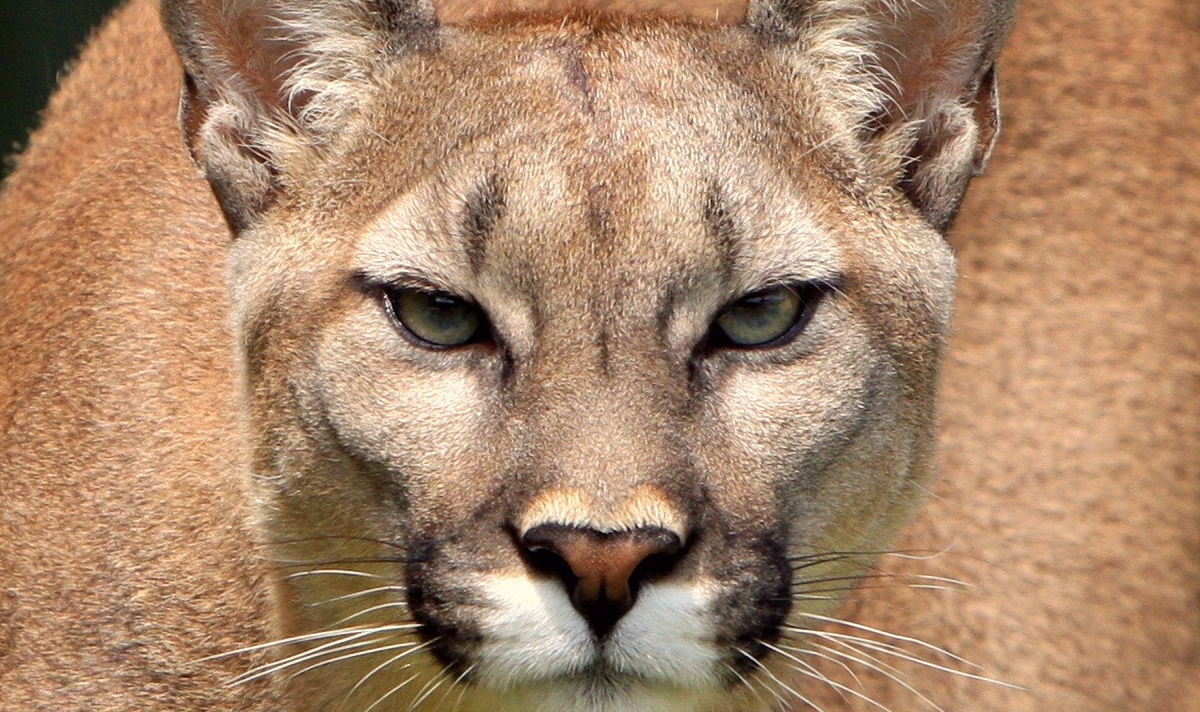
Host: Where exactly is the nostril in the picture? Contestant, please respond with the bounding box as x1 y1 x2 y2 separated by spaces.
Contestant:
519 524 684 637
522 538 580 590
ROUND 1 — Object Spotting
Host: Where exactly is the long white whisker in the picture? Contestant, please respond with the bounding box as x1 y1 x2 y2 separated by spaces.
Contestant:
332 601 412 627
763 640 903 712
792 593 842 601
229 630 404 686
791 612 978 667
791 627 942 671
724 662 768 708
312 585 408 607
361 671 423 712
784 627 917 663
802 641 946 712
285 639 420 683
344 638 440 704
820 636 906 676
880 542 961 562
230 641 375 687
784 641 866 690
410 669 451 711
803 629 1021 689
194 624 416 664
738 647 825 712
735 649 789 710
893 574 970 588
793 572 969 592
450 664 476 712
284 569 391 582
759 641 858 707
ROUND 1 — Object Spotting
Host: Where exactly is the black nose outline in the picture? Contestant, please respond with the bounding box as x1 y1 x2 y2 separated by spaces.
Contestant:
519 524 685 638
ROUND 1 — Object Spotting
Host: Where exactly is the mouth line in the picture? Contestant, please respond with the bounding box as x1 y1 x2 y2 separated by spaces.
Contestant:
570 663 646 685
542 665 707 695
465 643 690 687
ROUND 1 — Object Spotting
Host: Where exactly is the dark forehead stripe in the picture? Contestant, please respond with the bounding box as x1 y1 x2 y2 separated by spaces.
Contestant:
585 191 616 377
702 182 737 286
462 174 507 276
557 42 595 117
654 184 739 342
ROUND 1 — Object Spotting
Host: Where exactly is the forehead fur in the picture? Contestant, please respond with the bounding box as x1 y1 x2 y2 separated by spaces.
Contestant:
309 21 845 220
433 0 748 25
338 24 847 277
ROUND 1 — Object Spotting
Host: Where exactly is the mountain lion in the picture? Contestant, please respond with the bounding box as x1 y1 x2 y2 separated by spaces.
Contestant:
2 0 1198 711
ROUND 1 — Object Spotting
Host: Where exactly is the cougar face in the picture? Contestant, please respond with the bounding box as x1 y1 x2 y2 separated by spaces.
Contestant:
222 24 956 711
158 0 1013 708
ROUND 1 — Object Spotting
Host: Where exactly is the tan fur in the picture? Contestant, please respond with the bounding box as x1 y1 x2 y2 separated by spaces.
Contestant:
0 1 1197 712
0 3 277 708
843 1 1200 709
434 0 747 25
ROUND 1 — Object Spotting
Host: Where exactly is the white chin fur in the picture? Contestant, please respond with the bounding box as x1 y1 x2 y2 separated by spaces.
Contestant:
472 575 720 693
477 682 724 712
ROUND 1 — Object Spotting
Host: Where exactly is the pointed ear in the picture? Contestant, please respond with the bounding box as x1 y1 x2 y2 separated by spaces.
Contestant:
161 0 438 231
748 0 1017 230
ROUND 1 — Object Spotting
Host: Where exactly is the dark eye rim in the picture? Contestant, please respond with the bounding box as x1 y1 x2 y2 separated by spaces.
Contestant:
379 285 492 351
706 280 836 351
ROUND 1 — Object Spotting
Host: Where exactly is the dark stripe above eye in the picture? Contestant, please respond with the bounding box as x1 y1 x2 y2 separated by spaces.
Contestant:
703 183 738 286
462 174 506 276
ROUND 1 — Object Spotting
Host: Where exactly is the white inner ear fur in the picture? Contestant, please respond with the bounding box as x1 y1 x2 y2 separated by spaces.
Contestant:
204 0 422 129
751 0 1014 227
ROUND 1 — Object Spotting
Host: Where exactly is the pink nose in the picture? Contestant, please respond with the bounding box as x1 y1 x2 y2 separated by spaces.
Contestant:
520 524 684 637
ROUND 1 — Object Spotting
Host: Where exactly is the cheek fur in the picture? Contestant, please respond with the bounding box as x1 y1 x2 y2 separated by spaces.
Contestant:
312 308 495 482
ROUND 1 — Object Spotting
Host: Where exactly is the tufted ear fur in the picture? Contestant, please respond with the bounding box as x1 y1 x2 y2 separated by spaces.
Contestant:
748 0 1017 230
161 0 438 231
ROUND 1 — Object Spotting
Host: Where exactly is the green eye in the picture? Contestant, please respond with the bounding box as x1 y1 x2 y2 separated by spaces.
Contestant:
714 285 819 348
383 288 486 348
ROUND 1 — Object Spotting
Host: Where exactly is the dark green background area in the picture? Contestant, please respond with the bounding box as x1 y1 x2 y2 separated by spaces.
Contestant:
1 0 125 177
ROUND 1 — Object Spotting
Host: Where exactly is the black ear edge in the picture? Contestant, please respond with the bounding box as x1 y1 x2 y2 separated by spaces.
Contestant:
882 59 1003 233
971 64 1002 177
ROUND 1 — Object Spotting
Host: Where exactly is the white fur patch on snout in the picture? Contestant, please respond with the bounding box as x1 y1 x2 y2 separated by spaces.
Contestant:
473 575 720 690
607 583 719 686
474 576 597 685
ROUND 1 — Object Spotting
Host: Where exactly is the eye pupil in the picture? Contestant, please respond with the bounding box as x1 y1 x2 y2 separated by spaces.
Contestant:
714 284 821 348
384 288 485 348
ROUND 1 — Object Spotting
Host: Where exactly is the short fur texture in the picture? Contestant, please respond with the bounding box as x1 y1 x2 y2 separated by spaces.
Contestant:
1 1 1197 712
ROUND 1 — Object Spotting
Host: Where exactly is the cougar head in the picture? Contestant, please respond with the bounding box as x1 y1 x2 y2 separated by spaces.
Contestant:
162 0 1014 709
